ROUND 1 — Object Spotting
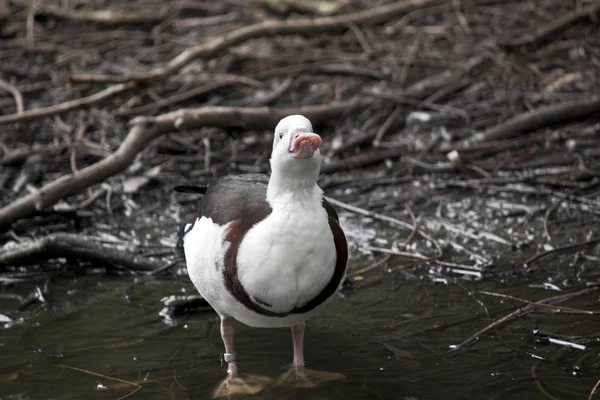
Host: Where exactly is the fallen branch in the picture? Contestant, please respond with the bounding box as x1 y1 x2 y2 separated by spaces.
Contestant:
0 233 164 271
499 1 600 50
335 55 485 153
1 144 70 166
69 0 441 84
454 285 600 348
0 83 136 125
0 101 369 229
332 56 485 154
450 96 600 148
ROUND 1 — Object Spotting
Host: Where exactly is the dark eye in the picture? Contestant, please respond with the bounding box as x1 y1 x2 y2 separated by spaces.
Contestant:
279 132 283 139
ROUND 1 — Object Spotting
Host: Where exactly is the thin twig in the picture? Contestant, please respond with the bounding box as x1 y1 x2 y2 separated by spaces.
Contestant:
321 147 403 174
55 364 142 400
250 77 293 106
0 83 136 125
451 96 600 148
452 0 471 35
532 361 561 400
70 124 87 174
368 246 482 271
373 107 402 147
398 30 423 87
525 237 600 267
402 204 418 246
0 100 369 229
590 378 600 400
26 0 38 49
69 0 442 83
0 78 24 114
40 6 174 24
478 291 598 315
454 305 530 349
117 81 246 116
325 196 443 256
370 90 469 121
500 1 600 49
346 22 373 55
349 254 392 278
455 285 600 348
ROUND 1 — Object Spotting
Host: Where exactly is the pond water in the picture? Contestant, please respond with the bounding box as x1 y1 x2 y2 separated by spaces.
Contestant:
1 206 599 400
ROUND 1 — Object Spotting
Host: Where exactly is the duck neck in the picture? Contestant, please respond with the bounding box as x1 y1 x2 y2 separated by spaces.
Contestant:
266 169 322 212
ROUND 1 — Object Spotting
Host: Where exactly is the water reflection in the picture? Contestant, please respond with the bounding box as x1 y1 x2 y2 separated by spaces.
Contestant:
1 268 598 400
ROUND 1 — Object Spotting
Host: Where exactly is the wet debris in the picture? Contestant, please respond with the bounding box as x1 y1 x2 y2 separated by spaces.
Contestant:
158 294 212 323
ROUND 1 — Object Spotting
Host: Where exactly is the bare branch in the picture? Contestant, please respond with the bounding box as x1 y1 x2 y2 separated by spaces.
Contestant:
450 96 600 149
0 101 368 229
0 232 164 271
39 6 172 24
69 0 442 84
455 285 600 348
500 1 600 50
0 83 136 125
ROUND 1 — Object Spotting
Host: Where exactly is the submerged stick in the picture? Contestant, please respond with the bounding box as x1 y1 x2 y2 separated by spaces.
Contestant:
590 378 600 400
348 254 392 278
368 246 482 272
478 291 598 315
55 364 142 400
524 237 600 268
455 285 600 348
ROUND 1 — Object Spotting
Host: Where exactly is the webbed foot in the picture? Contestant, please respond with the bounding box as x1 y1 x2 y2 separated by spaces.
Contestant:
276 365 344 388
213 373 272 398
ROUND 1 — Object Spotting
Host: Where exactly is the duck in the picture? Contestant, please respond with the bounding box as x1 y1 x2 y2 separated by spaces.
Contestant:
179 115 348 397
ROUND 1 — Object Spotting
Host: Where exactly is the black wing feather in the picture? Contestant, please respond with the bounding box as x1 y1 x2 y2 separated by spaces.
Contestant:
175 174 340 255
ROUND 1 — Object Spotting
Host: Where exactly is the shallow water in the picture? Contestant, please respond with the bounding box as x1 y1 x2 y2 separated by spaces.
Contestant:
2 256 599 399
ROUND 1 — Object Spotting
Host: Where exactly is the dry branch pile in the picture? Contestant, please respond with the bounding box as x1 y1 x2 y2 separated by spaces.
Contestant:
0 0 599 278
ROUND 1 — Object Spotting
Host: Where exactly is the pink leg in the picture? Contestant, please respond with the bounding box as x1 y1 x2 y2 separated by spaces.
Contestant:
214 318 272 397
291 323 305 367
277 323 344 388
220 318 239 377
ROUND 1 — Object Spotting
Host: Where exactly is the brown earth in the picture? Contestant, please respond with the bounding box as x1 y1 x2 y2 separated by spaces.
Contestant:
0 0 599 282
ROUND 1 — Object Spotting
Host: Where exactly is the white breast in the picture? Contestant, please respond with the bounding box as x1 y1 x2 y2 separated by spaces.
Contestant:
183 217 231 315
236 202 337 314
